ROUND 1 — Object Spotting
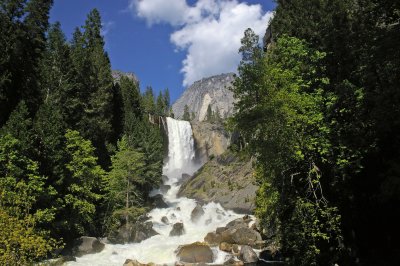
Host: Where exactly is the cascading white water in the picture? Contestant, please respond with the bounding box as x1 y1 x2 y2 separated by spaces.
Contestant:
67 117 241 266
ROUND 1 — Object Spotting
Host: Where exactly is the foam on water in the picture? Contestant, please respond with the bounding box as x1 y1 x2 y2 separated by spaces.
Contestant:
67 117 241 266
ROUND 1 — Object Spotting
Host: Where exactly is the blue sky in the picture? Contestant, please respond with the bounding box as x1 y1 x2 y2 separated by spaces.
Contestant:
50 0 276 102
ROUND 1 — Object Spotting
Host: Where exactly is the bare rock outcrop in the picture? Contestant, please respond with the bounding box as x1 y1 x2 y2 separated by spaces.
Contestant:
178 150 257 214
172 73 235 122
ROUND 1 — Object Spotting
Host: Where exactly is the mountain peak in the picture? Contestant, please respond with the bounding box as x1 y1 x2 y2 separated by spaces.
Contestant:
172 73 235 121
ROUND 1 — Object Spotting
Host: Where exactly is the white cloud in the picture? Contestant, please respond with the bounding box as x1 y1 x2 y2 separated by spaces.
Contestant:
130 0 273 86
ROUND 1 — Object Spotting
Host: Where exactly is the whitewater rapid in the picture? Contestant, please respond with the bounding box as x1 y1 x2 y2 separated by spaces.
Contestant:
67 117 241 265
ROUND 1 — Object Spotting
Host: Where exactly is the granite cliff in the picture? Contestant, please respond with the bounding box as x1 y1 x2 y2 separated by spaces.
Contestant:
172 73 235 121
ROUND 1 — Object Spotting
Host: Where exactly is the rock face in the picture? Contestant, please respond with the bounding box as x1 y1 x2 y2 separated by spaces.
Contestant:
176 242 214 263
112 70 139 85
178 150 257 214
172 73 235 122
191 121 231 164
71 237 105 257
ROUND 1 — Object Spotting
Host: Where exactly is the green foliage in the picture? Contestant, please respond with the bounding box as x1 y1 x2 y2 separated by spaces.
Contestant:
63 130 105 237
106 137 146 225
0 134 59 263
264 0 400 264
142 86 156 114
232 32 342 265
183 104 191 121
0 210 59 265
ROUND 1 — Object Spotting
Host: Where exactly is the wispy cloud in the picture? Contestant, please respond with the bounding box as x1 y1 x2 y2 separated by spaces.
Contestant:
101 21 115 36
130 0 272 86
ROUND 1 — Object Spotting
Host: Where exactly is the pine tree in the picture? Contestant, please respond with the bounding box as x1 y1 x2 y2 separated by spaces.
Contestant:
120 76 142 136
106 136 146 224
156 91 165 116
183 105 191 121
142 86 156 114
63 130 105 239
0 0 53 126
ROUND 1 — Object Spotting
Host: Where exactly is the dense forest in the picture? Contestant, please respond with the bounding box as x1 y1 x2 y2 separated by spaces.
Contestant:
231 0 400 265
0 1 171 263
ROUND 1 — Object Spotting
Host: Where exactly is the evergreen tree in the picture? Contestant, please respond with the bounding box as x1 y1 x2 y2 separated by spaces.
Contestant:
63 130 105 239
120 76 142 136
156 91 165 116
0 0 53 126
142 86 156 114
183 105 191 121
106 136 146 225
164 88 170 110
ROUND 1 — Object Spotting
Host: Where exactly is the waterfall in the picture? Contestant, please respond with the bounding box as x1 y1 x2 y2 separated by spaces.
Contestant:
163 117 197 182
67 117 241 266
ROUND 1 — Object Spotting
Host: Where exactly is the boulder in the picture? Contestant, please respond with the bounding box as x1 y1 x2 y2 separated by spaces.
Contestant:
205 218 212 225
239 246 258 263
152 194 169 208
219 242 233 253
216 227 226 234
161 175 169 183
204 232 222 245
191 203 205 222
176 242 214 263
71 236 105 257
225 218 248 229
108 223 136 244
170 222 185 236
123 259 156 266
231 227 262 246
133 221 159 242
160 184 171 194
223 257 244 266
161 216 169 224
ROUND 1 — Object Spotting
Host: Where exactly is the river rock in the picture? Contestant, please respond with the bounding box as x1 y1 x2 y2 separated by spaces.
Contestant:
133 221 159 242
176 242 214 263
160 184 171 194
239 246 258 263
108 223 135 244
219 242 233 253
223 257 244 266
191 203 205 222
231 227 262 246
170 222 185 236
71 236 105 257
161 216 169 224
152 194 169 208
226 218 248 229
204 232 222 245
123 259 156 266
162 175 169 183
